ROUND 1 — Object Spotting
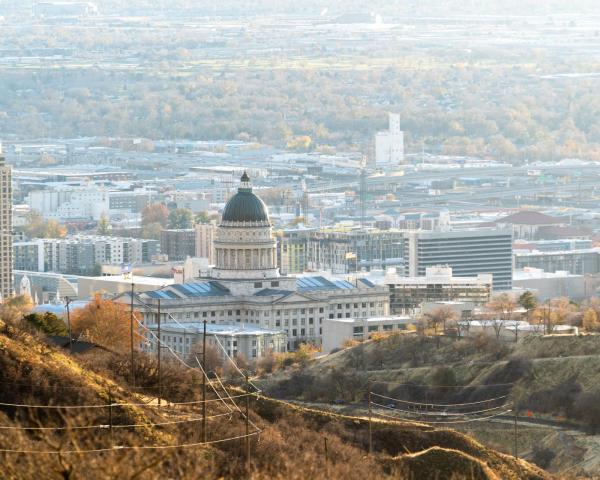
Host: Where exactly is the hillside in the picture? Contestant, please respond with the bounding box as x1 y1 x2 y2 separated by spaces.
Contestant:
0 322 548 479
261 333 600 477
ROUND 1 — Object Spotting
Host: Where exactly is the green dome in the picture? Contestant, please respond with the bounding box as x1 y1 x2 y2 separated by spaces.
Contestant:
221 173 269 224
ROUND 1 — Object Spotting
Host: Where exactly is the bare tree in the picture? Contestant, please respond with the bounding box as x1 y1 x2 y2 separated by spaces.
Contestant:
423 305 457 348
486 293 517 340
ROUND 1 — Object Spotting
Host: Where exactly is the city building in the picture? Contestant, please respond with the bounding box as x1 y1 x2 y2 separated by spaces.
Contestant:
514 248 600 275
375 113 404 167
322 315 413 353
275 227 315 274
142 323 287 360
0 145 13 299
403 227 513 291
14 239 45 272
14 236 159 275
119 173 390 350
384 266 492 315
307 228 405 274
512 267 600 301
495 211 564 240
27 185 109 221
195 223 216 263
160 229 196 261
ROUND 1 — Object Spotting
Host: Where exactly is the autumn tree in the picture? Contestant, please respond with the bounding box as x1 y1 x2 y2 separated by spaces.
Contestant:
423 305 457 347
141 203 168 227
583 308 600 332
71 294 140 353
487 293 518 340
189 342 223 374
24 210 67 239
0 294 34 327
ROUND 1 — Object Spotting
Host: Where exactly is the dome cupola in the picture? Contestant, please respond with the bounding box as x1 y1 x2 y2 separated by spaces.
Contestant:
221 172 270 225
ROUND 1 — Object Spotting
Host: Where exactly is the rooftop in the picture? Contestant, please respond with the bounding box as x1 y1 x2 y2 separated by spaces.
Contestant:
151 322 284 336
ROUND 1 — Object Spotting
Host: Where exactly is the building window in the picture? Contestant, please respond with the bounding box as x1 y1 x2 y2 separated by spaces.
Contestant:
368 326 379 332
254 282 262 288
383 324 393 331
271 281 279 287
353 326 363 334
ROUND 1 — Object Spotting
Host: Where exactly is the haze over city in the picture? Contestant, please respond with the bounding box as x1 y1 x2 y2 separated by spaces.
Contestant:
1 1 600 478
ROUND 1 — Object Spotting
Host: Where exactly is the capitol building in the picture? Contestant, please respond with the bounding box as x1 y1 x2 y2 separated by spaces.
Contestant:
122 173 390 355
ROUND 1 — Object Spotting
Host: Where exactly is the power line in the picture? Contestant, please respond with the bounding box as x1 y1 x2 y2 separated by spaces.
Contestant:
369 380 514 388
374 408 513 425
0 392 257 410
371 401 511 417
0 431 261 455
0 412 234 431
370 391 509 408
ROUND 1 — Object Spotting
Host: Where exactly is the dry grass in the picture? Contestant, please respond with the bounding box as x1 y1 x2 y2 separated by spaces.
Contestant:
0 322 550 479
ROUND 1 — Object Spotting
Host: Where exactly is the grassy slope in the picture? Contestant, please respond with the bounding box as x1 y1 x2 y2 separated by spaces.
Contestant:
261 333 600 476
0 324 549 479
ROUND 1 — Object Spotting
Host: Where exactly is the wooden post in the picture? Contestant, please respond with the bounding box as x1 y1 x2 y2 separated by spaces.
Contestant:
513 403 518 459
324 436 329 479
245 373 250 472
108 389 113 440
368 389 373 455
202 319 207 443
65 296 73 354
130 282 135 386
157 299 161 408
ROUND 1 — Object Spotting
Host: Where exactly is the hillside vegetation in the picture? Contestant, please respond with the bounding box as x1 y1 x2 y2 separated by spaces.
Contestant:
0 320 547 479
262 332 600 476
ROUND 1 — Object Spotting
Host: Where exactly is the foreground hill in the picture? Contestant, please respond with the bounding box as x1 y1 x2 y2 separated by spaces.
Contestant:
262 332 600 476
0 322 547 479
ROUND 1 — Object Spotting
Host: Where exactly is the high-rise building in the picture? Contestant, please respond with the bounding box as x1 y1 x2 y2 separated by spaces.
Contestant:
307 228 405 274
0 144 13 299
160 229 196 261
403 227 513 291
375 113 404 167
195 223 216 263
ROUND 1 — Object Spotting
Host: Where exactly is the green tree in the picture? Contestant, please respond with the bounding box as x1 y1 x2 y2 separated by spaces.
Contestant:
23 312 68 336
168 208 193 229
518 291 537 314
97 214 111 235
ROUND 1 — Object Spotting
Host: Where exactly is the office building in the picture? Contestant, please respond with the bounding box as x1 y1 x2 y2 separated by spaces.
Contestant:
403 227 513 291
513 248 600 275
384 266 492 315
276 227 315 274
0 145 13 299
142 323 287 360
307 228 405 274
322 315 412 353
160 229 196 261
195 223 216 263
14 236 159 275
375 113 404 167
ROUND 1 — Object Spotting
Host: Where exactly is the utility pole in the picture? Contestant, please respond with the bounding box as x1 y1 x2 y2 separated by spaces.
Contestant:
202 319 207 443
368 388 373 455
513 403 518 460
324 436 329 479
108 389 113 440
157 299 161 408
65 296 73 354
130 282 135 386
245 372 250 472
